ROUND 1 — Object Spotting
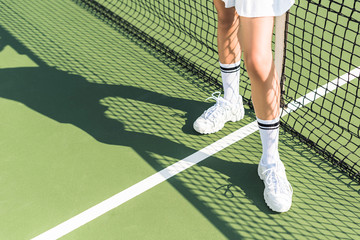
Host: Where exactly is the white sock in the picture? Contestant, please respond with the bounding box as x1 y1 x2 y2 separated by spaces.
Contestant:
257 117 280 169
220 61 241 103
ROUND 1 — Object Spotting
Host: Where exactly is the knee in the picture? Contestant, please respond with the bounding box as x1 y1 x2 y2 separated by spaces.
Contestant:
243 52 273 81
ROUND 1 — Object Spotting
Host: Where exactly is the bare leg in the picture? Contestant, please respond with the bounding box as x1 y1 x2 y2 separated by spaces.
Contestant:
238 17 292 212
192 0 245 135
214 0 241 64
239 17 280 165
238 17 280 120
213 0 242 103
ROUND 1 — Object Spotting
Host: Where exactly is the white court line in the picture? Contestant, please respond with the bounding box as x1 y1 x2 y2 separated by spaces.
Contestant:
284 68 360 115
32 67 360 240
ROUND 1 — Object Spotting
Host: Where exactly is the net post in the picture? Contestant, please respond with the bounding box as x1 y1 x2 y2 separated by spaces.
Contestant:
274 12 289 108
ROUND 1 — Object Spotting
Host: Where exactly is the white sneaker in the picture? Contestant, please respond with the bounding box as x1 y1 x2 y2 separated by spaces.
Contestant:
258 161 293 213
193 92 245 134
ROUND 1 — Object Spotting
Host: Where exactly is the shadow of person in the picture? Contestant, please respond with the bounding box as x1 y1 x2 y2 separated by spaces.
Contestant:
0 64 271 207
0 66 220 167
0 18 274 240
0 65 270 240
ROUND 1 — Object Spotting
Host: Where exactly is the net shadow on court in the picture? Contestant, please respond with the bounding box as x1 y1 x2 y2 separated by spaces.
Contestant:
71 0 360 183
0 1 359 239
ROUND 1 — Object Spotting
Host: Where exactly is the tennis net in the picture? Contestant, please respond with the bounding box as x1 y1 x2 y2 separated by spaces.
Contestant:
73 0 360 183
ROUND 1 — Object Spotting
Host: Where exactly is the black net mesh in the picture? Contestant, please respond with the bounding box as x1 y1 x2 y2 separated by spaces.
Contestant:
73 0 360 183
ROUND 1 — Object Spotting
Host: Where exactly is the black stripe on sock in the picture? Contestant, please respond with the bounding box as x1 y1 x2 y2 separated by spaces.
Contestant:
258 126 279 130
257 121 280 130
220 64 241 73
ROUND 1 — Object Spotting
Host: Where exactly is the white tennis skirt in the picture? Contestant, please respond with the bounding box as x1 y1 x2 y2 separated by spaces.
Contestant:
222 0 295 17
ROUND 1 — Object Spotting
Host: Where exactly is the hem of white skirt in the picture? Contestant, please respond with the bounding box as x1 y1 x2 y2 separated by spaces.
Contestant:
222 0 295 17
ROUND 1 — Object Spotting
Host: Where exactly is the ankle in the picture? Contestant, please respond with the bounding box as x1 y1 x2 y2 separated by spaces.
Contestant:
260 156 281 169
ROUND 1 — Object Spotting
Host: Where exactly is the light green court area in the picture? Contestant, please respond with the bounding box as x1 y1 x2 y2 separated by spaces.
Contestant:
0 1 359 239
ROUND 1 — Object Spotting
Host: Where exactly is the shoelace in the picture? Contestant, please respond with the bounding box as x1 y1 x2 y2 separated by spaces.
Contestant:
203 92 231 120
263 167 293 195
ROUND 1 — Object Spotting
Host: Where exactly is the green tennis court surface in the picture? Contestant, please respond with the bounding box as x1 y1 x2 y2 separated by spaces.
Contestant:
0 0 359 239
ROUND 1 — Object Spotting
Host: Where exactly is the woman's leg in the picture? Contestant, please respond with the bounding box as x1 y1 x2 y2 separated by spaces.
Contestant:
239 16 292 213
214 0 241 64
238 16 279 120
193 0 244 134
239 16 281 167
214 0 242 103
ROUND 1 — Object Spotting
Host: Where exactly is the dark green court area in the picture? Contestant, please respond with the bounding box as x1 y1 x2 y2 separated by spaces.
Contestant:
0 1 359 239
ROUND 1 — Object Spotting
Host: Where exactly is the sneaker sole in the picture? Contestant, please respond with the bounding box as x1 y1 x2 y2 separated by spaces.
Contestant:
264 194 291 213
194 106 245 135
